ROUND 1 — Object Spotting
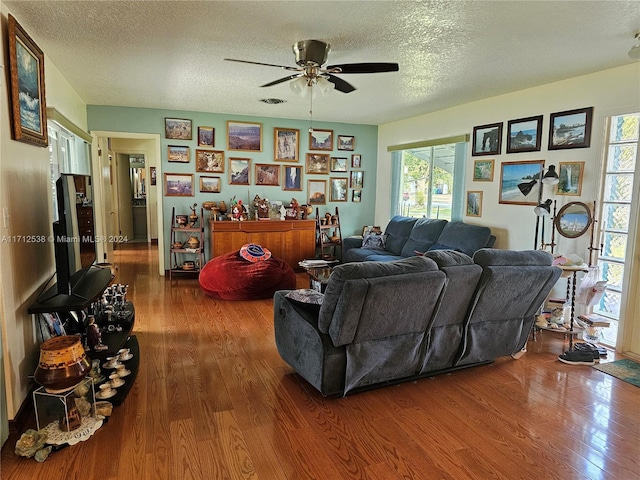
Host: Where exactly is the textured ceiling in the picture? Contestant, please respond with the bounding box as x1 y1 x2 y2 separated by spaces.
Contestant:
5 1 640 125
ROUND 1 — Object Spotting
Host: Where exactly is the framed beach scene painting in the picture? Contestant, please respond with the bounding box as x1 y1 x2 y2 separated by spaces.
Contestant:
499 160 544 205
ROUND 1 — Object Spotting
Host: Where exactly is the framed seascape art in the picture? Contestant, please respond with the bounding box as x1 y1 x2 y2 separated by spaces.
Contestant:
229 158 251 186
165 117 192 140
227 120 262 152
506 115 543 153
164 173 194 196
330 178 348 202
167 145 190 163
306 153 330 174
308 180 327 205
196 149 224 173
499 160 544 205
7 15 48 147
337 135 355 151
473 159 494 182
472 122 502 156
351 154 362 168
330 157 348 172
200 176 221 193
283 165 303 191
350 171 364 189
466 191 483 217
556 161 585 196
548 107 593 150
309 129 333 151
255 164 280 186
274 128 300 162
197 126 214 147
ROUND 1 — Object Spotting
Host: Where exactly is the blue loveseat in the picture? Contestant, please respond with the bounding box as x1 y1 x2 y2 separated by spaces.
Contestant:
343 216 495 263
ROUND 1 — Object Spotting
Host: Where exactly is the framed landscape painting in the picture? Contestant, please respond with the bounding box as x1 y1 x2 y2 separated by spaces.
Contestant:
472 122 502 156
164 173 194 196
499 160 544 205
274 128 299 162
227 120 262 151
350 171 364 189
308 180 326 205
330 157 348 172
168 145 190 163
330 178 348 202
196 150 224 173
548 107 593 150
556 161 585 196
200 176 221 193
8 15 48 147
337 135 355 151
306 153 330 174
283 165 302 191
165 117 192 140
197 126 214 147
466 191 483 217
255 164 280 186
309 129 333 150
506 115 542 153
473 159 494 181
229 158 251 185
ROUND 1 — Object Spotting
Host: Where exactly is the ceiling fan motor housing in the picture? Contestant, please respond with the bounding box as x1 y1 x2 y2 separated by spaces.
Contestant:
293 40 330 67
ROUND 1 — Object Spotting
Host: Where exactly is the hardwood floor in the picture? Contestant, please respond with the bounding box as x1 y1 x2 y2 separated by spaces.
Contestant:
2 243 639 479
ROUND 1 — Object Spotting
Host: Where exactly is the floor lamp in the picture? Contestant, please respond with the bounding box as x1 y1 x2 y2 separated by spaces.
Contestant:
518 165 559 250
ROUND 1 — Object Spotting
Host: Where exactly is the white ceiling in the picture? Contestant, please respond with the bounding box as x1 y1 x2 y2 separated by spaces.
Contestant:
5 1 640 126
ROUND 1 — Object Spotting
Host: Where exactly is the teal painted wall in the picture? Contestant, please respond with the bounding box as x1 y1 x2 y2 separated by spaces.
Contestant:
87 106 377 266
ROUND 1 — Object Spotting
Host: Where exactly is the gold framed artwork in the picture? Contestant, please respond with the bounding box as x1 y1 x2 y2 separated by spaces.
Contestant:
196 149 224 173
306 153 330 174
165 117 192 140
274 128 300 162
330 177 348 202
200 176 221 193
308 180 327 205
197 126 214 147
255 164 280 186
7 15 48 147
167 145 190 163
466 191 483 217
350 171 364 188
229 158 251 185
164 173 194 196
556 161 585 196
309 129 333 150
473 159 494 181
337 135 355 151
227 120 262 151
499 160 544 205
283 165 303 191
330 157 348 172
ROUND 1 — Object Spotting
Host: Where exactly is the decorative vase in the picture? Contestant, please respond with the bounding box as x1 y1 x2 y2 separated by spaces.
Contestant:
218 201 227 214
34 336 91 394
186 236 200 249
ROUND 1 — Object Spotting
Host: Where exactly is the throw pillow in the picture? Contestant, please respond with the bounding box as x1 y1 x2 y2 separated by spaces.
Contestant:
285 289 324 311
362 233 385 250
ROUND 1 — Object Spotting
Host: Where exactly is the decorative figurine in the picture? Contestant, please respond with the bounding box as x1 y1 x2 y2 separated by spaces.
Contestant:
257 198 270 219
231 199 248 221
87 316 108 352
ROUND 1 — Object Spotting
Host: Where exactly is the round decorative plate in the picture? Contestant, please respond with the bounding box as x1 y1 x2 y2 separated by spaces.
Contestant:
95 389 117 399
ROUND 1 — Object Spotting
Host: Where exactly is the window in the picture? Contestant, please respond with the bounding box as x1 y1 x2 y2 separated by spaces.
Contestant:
389 137 467 220
596 112 639 346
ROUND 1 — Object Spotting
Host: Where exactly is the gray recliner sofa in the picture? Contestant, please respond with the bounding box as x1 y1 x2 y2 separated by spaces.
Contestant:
273 249 561 396
343 216 496 262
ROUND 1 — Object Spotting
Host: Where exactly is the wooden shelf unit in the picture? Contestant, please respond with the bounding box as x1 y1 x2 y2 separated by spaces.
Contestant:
169 207 205 279
315 207 342 260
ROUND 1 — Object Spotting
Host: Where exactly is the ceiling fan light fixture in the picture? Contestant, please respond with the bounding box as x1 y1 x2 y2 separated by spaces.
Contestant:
316 77 335 95
289 76 308 96
628 33 640 60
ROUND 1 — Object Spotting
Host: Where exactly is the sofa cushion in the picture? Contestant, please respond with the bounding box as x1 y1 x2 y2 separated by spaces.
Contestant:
436 222 492 257
343 248 394 262
423 249 474 267
400 218 448 257
473 248 554 267
383 216 418 255
427 242 462 253
362 254 405 262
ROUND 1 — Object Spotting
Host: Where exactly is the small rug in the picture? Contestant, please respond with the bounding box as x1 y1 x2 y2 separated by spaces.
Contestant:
592 359 640 388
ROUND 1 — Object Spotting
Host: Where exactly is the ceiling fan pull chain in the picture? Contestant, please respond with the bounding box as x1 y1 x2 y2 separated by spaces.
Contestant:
309 87 314 133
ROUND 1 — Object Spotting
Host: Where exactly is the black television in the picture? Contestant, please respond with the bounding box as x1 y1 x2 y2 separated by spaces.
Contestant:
53 174 97 296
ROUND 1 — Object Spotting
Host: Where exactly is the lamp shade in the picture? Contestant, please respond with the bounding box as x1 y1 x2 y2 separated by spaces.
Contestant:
535 199 552 216
542 165 559 185
34 335 91 393
289 76 309 96
629 34 640 60
517 179 537 196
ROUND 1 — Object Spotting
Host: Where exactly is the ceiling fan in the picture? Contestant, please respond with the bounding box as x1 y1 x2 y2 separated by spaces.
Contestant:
224 39 399 94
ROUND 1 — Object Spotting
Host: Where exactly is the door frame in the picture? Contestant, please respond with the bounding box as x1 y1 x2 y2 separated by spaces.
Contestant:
91 131 164 275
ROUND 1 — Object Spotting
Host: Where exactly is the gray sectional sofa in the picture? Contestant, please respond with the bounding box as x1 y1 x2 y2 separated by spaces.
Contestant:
274 249 561 396
343 216 496 262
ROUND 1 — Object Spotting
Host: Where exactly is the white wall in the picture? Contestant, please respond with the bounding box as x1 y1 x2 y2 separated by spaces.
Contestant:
0 4 88 427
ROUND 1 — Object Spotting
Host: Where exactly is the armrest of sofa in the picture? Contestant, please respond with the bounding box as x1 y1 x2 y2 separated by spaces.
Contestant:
343 236 364 255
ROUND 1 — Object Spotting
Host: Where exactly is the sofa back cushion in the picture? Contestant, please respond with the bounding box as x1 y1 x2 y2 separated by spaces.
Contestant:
432 221 492 256
400 218 448 257
383 216 418 255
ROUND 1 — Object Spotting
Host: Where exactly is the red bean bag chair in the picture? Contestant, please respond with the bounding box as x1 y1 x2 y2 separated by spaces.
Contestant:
199 244 296 300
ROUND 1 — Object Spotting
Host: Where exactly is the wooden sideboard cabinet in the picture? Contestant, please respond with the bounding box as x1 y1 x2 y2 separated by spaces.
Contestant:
209 220 316 270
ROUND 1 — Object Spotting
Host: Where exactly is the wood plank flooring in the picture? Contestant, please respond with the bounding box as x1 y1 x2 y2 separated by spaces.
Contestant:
2 243 639 479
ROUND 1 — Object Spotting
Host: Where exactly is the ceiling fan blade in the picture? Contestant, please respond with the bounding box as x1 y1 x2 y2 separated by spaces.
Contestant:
224 58 300 71
261 75 301 88
326 62 399 74
327 74 356 93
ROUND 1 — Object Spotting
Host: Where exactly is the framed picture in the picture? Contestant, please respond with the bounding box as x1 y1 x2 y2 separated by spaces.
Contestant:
283 165 303 191
229 158 251 185
164 173 194 196
306 153 330 174
352 190 362 203
150 167 157 186
351 154 362 168
556 161 585 196
309 129 333 150
330 157 348 172
472 122 502 156
274 128 300 162
227 120 262 151
308 180 327 205
499 160 545 205
167 145 190 163
198 126 214 147
473 159 495 182
330 177 348 202
165 117 192 140
337 135 355 151
196 149 224 173
350 171 364 188
466 191 483 217
7 15 48 147
548 107 593 150
506 115 543 153
255 164 280 186
200 176 221 193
